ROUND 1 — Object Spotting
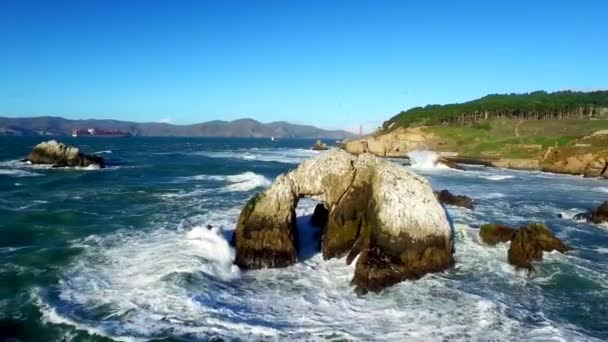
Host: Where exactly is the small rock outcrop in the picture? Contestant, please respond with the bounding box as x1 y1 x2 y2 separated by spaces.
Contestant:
508 223 569 270
480 222 569 270
434 190 474 209
233 149 454 292
479 223 515 245
310 203 329 228
24 140 105 168
311 140 329 151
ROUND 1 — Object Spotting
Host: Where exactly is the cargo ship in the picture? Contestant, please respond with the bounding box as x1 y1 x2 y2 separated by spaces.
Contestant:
71 128 132 137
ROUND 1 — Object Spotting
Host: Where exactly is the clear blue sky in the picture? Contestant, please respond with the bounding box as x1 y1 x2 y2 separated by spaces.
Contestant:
1 0 607 132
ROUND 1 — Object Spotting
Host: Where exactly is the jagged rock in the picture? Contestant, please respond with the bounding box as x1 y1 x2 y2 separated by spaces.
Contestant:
434 190 474 209
310 203 329 228
507 223 569 270
591 201 608 223
572 212 592 221
343 127 440 157
233 149 454 292
24 140 105 168
479 223 515 245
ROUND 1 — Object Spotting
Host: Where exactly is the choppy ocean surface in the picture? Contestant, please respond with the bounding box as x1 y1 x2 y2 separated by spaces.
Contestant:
0 137 607 341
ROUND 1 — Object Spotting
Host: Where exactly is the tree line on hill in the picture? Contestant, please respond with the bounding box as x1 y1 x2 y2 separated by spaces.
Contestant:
383 90 608 130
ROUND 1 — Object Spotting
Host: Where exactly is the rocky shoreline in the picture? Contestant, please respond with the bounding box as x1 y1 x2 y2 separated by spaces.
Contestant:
342 126 608 179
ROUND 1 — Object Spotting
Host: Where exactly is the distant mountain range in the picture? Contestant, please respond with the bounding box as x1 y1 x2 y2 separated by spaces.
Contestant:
0 116 355 139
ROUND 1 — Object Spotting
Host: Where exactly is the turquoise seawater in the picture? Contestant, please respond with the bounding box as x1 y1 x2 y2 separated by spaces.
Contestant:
0 136 607 341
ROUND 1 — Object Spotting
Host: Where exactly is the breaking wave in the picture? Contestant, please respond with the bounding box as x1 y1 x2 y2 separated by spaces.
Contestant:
184 172 272 192
194 148 320 164
407 150 451 170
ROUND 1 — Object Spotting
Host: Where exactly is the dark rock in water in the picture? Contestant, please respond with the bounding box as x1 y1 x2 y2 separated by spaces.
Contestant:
572 212 592 221
507 223 569 270
479 223 516 245
434 190 474 209
310 203 329 228
232 150 454 292
24 140 105 168
569 201 608 224
591 201 608 223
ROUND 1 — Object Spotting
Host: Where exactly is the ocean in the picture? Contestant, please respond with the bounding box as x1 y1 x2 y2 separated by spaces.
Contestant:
0 136 607 341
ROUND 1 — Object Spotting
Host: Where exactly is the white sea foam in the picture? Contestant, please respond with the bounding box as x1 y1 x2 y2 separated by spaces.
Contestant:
594 187 608 193
596 247 608 255
481 175 515 181
39 196 601 341
558 209 587 220
184 172 271 192
476 192 507 199
407 150 451 170
194 148 320 164
93 150 112 154
0 168 41 177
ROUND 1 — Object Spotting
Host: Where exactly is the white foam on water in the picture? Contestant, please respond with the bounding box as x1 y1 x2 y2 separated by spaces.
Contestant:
594 187 608 193
0 168 42 177
476 192 507 199
93 150 112 154
557 208 588 220
183 172 271 192
596 247 608 255
0 158 105 173
194 148 320 164
38 196 600 341
407 150 451 170
481 175 515 181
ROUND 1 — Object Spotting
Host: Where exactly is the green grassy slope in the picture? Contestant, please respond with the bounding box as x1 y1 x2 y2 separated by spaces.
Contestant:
384 90 608 129
430 119 608 158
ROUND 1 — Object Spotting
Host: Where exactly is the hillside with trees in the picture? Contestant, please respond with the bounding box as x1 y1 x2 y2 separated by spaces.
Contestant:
383 90 608 130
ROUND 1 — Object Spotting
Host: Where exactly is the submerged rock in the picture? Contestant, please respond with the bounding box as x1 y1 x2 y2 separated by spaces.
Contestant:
434 190 474 209
479 223 515 245
507 223 569 270
232 149 454 292
24 140 105 168
571 201 608 224
310 203 329 228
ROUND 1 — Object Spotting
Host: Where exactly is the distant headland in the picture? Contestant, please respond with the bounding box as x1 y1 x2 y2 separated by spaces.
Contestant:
0 116 355 139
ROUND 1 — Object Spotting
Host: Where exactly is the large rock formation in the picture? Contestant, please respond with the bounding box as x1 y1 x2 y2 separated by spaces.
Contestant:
233 149 454 292
24 140 105 168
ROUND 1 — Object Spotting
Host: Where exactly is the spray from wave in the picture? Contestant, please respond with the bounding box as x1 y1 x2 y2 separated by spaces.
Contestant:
407 150 451 170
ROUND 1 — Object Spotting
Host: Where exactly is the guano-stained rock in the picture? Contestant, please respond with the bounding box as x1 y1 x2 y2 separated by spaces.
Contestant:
232 149 454 292
24 140 105 168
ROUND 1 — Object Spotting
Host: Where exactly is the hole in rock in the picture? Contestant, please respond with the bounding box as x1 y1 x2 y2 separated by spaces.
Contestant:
295 198 327 262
